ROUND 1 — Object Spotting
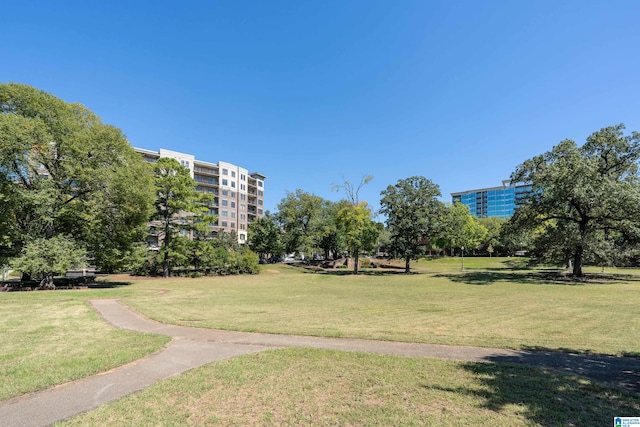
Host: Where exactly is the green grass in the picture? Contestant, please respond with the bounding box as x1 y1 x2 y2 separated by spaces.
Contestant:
119 259 640 356
0 289 170 401
3 257 640 425
59 347 640 427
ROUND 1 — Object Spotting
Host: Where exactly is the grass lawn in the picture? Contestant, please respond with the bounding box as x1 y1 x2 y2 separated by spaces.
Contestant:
60 348 640 426
120 258 640 356
3 257 640 425
0 288 170 401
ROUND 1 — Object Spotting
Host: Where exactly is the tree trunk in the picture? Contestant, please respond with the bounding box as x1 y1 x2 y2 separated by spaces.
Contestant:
38 273 55 290
353 250 359 275
573 220 588 277
21 272 31 281
405 256 410 273
162 227 171 278
162 253 170 278
572 246 583 277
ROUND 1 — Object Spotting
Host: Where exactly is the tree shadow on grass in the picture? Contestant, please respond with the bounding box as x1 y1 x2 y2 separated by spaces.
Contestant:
302 268 424 276
480 347 640 395
434 270 640 286
427 357 640 426
87 280 133 289
296 264 418 276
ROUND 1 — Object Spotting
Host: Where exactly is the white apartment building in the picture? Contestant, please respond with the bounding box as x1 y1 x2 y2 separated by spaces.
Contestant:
135 147 266 243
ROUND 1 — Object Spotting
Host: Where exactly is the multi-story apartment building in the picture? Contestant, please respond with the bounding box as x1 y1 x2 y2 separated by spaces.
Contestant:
135 148 266 243
451 180 530 218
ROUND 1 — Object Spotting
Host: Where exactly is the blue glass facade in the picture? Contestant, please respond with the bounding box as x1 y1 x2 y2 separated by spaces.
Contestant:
451 182 531 219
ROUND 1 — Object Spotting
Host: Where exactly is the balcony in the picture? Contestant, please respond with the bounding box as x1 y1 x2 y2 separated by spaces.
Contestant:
195 176 219 186
194 166 219 176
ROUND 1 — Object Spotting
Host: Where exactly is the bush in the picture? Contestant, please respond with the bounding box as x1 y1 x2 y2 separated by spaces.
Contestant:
221 247 260 275
129 243 260 277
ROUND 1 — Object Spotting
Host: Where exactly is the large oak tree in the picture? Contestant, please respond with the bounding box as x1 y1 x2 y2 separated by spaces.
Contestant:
0 83 155 274
509 124 640 277
379 176 444 273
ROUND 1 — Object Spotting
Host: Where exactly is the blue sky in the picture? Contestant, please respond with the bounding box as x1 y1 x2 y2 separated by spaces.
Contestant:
2 1 640 215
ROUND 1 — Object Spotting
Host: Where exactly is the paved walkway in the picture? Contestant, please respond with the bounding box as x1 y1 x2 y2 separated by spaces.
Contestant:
1 298 638 426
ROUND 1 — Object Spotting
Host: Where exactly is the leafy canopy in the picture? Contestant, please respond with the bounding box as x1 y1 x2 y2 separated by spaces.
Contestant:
10 235 86 289
508 124 640 276
380 176 444 273
0 83 155 272
151 157 214 277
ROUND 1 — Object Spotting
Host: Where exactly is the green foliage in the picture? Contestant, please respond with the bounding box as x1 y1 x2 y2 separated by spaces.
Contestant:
441 202 487 254
131 232 260 277
478 216 506 255
151 157 215 277
316 199 350 259
224 245 260 275
10 235 86 288
248 212 284 260
0 83 155 272
508 124 640 276
336 202 380 274
276 189 323 256
379 176 445 272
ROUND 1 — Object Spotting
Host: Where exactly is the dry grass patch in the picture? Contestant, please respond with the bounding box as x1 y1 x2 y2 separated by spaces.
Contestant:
120 262 640 355
61 348 640 426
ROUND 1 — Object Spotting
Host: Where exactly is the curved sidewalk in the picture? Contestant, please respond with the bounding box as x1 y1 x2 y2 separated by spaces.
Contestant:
1 299 638 426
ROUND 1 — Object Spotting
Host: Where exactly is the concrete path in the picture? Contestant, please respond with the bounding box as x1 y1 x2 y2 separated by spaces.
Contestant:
1 298 638 426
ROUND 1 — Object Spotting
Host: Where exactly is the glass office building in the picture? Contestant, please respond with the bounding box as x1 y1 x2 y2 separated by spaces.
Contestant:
451 180 531 218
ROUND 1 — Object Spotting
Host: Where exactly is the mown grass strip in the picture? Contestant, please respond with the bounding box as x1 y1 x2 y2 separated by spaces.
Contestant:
0 292 169 401
59 347 640 427
121 260 640 356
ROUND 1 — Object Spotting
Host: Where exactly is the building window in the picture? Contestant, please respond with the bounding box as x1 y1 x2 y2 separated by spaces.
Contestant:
231 212 236 218
258 190 263 196
241 204 246 211
240 194 246 201
231 181 236 188
231 192 236 198
258 200 263 205
240 184 245 191
258 181 263 187
222 169 228 175
222 179 228 186
231 171 236 178
222 211 228 217
222 189 229 196
241 174 246 181
221 221 227 227
231 201 236 208
222 200 228 207
258 209 263 215
231 223 235 229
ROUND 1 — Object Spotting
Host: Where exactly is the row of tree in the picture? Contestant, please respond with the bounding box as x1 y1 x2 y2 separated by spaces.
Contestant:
3 84 639 280
250 124 640 278
247 178 513 274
